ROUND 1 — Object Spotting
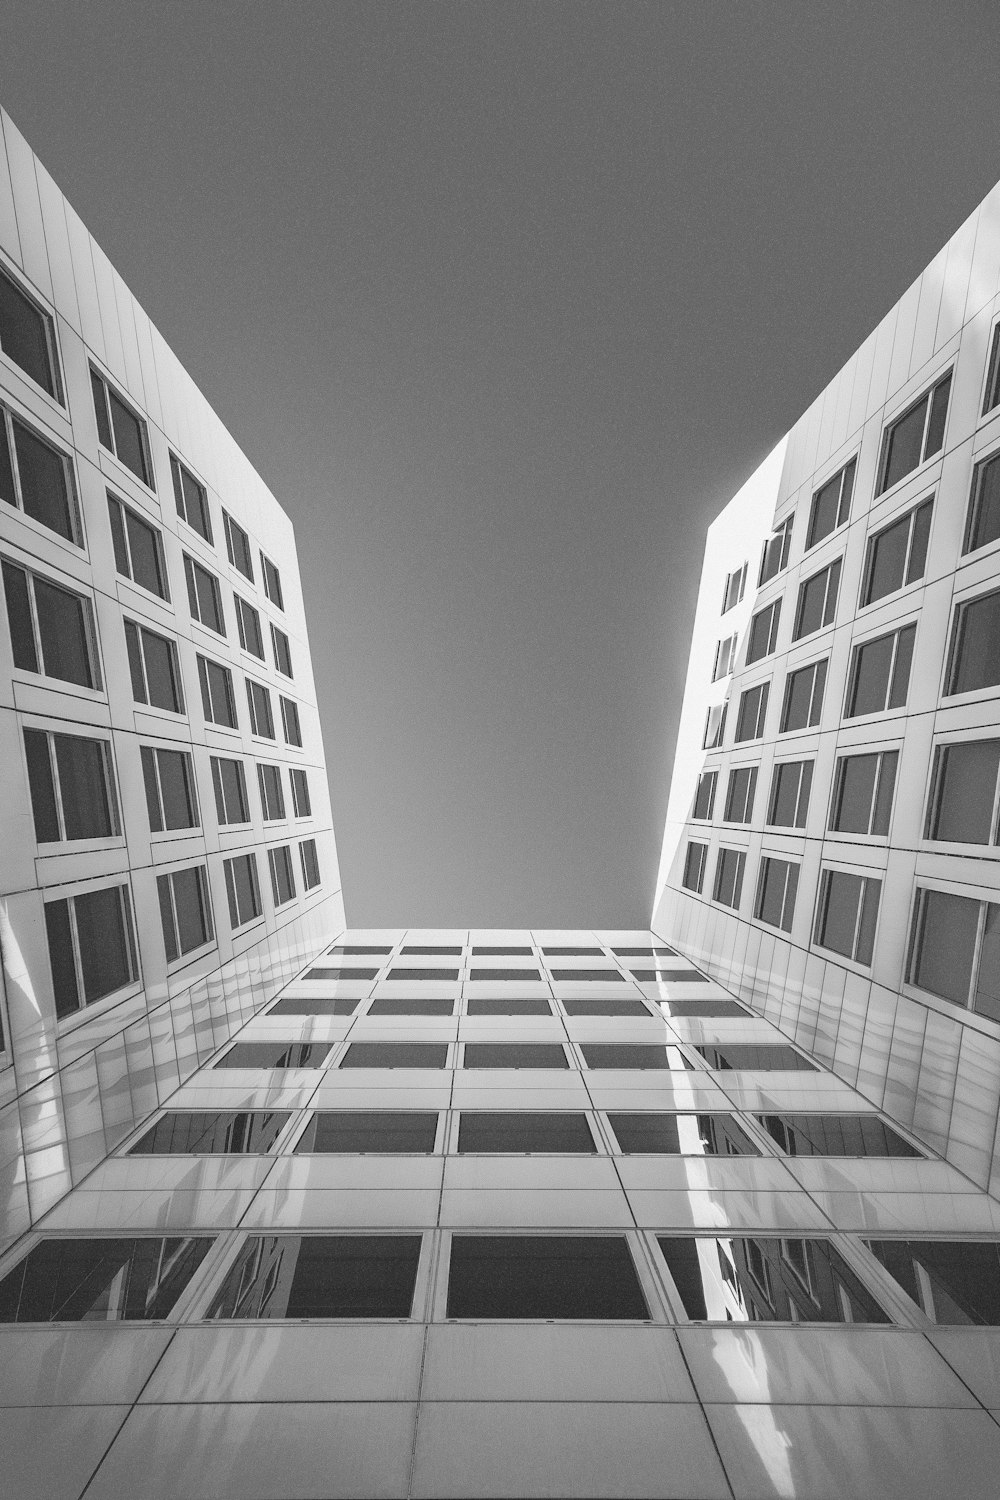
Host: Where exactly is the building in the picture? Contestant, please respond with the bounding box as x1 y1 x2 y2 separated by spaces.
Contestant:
2 110 1000 1500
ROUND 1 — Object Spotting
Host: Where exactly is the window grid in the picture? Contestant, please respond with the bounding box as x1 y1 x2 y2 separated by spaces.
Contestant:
0 262 61 399
124 620 183 713
156 865 214 964
23 729 120 843
845 624 916 717
170 455 212 542
861 498 933 606
814 869 882 966
107 493 168 598
746 600 781 665
793 559 841 641
779 658 827 733
724 765 757 823
0 405 80 544
806 458 855 550
692 770 717 821
223 511 253 580
830 751 898 837
759 516 793 586
90 368 152 488
767 760 813 829
877 371 952 495
3 560 102 690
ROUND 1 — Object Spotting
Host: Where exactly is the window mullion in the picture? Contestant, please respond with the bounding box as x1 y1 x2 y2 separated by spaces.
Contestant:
967 902 989 1011
919 395 932 465
102 742 121 836
48 734 68 841
885 634 900 711
4 409 24 510
851 881 866 963
25 574 45 674
154 753 166 830
67 898 85 1013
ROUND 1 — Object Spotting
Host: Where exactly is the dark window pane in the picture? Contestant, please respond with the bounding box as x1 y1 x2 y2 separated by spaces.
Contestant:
447 1235 649 1320
130 1111 289 1155
402 945 463 955
543 946 605 957
200 658 236 727
949 591 1000 694
881 397 927 491
473 946 534 956
974 905 1000 1023
171 867 212 954
299 840 321 889
34 578 93 686
269 996 358 1016
298 1112 438 1154
758 1114 921 1158
611 1113 757 1155
141 630 181 712
125 621 146 702
966 451 1000 552
75 887 134 1004
925 372 951 456
659 1000 748 1018
207 1235 422 1320
561 999 650 1017
549 969 624 982
367 997 454 1016
986 326 1000 415
56 735 114 839
871 752 898 836
888 624 915 708
867 1239 1000 1324
217 1042 330 1069
340 1043 448 1069
817 871 865 959
658 1237 708 1318
906 501 932 584
0 1236 213 1323
661 1235 888 1324
630 968 708 983
469 968 541 981
306 967 379 981
696 1044 816 1071
463 1044 567 1069
692 771 716 819
458 1113 595 1153
91 371 112 448
612 947 678 957
930 742 1000 842
0 418 16 506
582 1044 690 1070
0 267 55 394
865 513 909 603
910 889 978 1005
108 495 129 575
833 755 879 834
389 968 459 981
849 633 894 716
142 747 163 831
109 391 148 484
609 1113 681 1152
329 945 393 955
224 513 253 579
44 898 79 1018
466 996 552 1015
125 508 164 596
157 751 198 829
12 420 74 540
23 729 59 841
157 876 177 961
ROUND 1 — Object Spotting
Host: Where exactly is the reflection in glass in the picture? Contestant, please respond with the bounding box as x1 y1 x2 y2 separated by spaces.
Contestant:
866 1240 1000 1323
130 1111 290 1154
296 1112 438 1154
695 1044 816 1071
581 1044 693 1071
659 1235 889 1323
0 1236 213 1322
758 1114 921 1158
207 1235 422 1319
609 1113 758 1155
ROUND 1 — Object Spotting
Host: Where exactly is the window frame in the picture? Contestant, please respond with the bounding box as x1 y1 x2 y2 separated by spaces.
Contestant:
983 319 1000 417
140 744 200 833
211 754 251 826
806 457 856 550
924 739 1000 845
829 749 898 837
183 555 226 636
234 594 265 659
90 366 153 488
268 844 297 908
759 515 794 586
754 856 799 932
876 370 952 496
813 868 882 967
170 453 213 543
723 764 757 824
0 259 63 401
721 561 747 614
271 623 293 677
845 623 916 718
299 837 321 890
944 587 1000 698
107 492 168 599
197 654 238 729
906 883 1000 1019
692 769 717 821
246 678 275 739
289 767 312 818
734 681 769 743
261 553 284 609
124 618 184 714
703 700 727 750
964 445 1000 557
860 497 933 607
224 852 263 929
746 599 781 665
157 863 215 964
682 840 708 894
779 657 827 734
22 726 121 845
0 403 81 545
712 846 746 910
3 557 102 691
767 758 813 829
793 558 841 641
279 695 302 747
45 881 140 1021
257 762 286 821
222 510 253 580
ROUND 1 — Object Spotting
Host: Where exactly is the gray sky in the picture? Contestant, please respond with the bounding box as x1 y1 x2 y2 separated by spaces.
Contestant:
4 2 1000 927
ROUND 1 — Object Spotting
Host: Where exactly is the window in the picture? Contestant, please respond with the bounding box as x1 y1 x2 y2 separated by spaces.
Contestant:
657 999 747 1018
299 838 321 890
814 869 881 965
734 682 768 742
261 553 284 608
246 679 275 738
0 407 78 542
141 746 199 831
721 562 747 613
368 997 454 1016
23 729 119 842
780 658 826 732
467 996 551 1016
793 559 841 639
712 847 746 909
271 624 293 677
207 1235 421 1320
724 765 757 823
157 865 214 962
224 852 262 927
130 1111 290 1155
270 997 359 1016
945 588 1000 695
582 1044 692 1071
877 371 952 493
703 701 727 749
90 368 151 486
695 1043 815 1071
3 560 100 689
759 515 794 585
985 324 1000 416
219 1041 330 1069
197 655 237 728
0 1236 213 1323
630 967 706 984
257 762 286 820
124 620 183 713
458 1114 595 1153
692 770 717 820
297 1112 438 1154
341 1042 449 1068
289 767 311 817
309 965 380 981
926 740 1000 843
268 844 296 906
464 1043 568 1069
612 946 677 956
907 888 1000 1021
965 449 1000 557
223 510 253 580
682 840 708 893
830 751 898 835
447 1235 649 1320
846 624 916 716
45 883 138 1018
211 756 250 825
233 595 264 658
184 555 225 634
862 499 932 605
0 263 60 397
660 1234 887 1323
405 944 465 954
389 967 460 981
866 1239 1000 1325
107 493 167 597
758 1114 920 1159
170 454 212 541
280 695 302 747
807 457 855 548
712 634 737 681
473 945 535 956
755 857 798 931
609 1113 756 1155
746 600 781 664
767 760 813 829
549 968 624 983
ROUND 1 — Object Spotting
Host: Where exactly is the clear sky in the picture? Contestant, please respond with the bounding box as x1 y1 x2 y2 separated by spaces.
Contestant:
4 2 1000 927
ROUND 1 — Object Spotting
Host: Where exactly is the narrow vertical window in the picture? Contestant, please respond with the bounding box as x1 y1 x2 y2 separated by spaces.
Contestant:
734 682 768 743
224 854 263 927
945 589 1000 695
197 655 237 728
755 858 799 932
703 701 727 750
280 696 302 747
290 768 312 817
211 756 250 825
157 866 214 962
0 264 60 398
682 841 708 894
257 763 286 820
299 838 321 890
234 595 265 658
723 765 757 823
712 848 746 909
246 680 275 738
107 493 167 597
877 372 952 494
44 884 138 1018
271 625 293 677
767 761 813 829
721 562 747 614
806 458 855 549
3 560 100 688
759 515 793 585
223 511 253 580
261 554 284 608
0 408 79 542
170 455 212 542
746 600 781 664
90 369 152 487
268 845 296 906
184 556 225 635
815 870 882 966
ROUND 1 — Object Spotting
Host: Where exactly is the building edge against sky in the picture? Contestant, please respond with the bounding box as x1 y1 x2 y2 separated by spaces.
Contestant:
654 173 1000 1193
0 105 343 1254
